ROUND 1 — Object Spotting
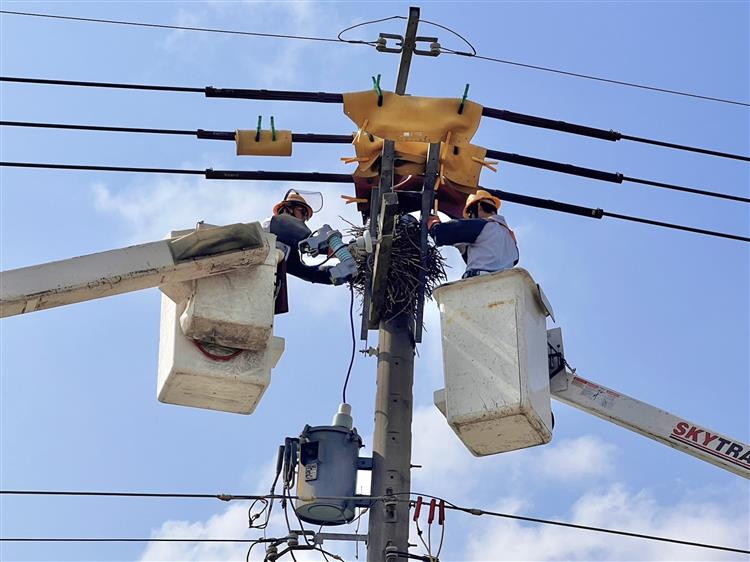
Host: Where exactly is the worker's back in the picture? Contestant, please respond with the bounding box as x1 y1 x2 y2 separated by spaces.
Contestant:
464 214 519 273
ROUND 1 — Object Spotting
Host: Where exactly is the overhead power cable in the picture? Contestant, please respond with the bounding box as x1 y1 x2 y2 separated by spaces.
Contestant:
441 502 750 555
2 489 748 554
1 160 747 243
1 537 258 543
0 9 373 46
445 52 749 108
2 76 747 162
2 119 746 204
3 10 747 107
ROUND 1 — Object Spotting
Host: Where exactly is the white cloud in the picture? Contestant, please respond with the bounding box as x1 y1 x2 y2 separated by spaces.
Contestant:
157 2 349 89
465 483 749 561
536 435 617 481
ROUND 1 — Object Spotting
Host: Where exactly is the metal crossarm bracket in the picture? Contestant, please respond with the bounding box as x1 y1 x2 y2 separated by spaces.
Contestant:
414 143 442 343
361 140 396 335
314 532 368 545
369 191 400 327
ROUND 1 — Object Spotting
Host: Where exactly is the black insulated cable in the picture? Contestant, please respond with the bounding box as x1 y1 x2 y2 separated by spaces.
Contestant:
622 175 750 203
0 75 203 93
0 121 349 144
3 120 745 203
1 120 197 137
3 75 747 162
1 161 746 243
204 86 344 104
342 283 357 404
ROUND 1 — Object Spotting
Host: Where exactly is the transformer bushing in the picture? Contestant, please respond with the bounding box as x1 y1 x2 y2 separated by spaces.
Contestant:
294 405 364 525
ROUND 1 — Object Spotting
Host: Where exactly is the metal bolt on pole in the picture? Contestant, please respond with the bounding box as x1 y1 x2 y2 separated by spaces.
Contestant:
367 7 421 562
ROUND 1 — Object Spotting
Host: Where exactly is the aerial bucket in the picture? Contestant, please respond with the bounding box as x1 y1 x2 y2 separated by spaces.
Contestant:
433 268 554 456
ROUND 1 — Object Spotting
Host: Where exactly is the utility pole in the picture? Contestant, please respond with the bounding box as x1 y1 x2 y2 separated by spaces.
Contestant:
367 7 421 562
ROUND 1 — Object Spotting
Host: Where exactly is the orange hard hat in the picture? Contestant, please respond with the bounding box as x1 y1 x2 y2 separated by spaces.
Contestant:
463 189 501 218
273 191 314 218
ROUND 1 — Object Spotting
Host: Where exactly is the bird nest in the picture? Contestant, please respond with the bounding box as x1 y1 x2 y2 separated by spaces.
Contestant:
348 214 447 324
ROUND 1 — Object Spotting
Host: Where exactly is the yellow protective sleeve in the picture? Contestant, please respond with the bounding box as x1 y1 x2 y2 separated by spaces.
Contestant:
350 136 430 177
343 91 483 145
236 130 293 156
441 143 489 188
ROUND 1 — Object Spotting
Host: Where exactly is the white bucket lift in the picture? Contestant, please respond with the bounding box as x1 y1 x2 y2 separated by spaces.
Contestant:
179 242 279 351
433 268 554 456
157 225 285 415
157 295 284 414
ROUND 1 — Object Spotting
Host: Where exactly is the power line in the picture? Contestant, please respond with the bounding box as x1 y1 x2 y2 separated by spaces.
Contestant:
3 10 747 108
444 51 750 108
0 9 372 46
3 76 747 162
342 283 357 404
3 120 746 204
1 537 257 543
442 502 750 555
1 160 747 242
2 490 748 554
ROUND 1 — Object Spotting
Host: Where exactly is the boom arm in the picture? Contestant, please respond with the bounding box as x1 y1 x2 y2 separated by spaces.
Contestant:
550 370 750 479
0 222 269 318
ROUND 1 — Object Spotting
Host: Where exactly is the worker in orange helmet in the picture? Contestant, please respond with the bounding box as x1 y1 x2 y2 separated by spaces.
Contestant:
263 190 333 286
271 191 314 223
427 189 519 279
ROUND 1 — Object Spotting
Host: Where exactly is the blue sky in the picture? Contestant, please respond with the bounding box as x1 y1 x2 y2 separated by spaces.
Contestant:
1 2 748 561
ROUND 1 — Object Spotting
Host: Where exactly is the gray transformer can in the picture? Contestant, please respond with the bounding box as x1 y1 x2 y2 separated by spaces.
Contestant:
294 424 363 525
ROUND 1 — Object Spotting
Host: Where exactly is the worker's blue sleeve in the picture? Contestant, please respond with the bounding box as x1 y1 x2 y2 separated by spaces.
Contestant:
429 219 487 246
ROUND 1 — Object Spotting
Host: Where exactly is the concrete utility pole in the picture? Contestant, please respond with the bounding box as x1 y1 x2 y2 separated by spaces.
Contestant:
367 7 421 562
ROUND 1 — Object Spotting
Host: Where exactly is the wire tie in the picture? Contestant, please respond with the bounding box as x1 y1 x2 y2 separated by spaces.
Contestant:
270 116 276 141
372 74 383 107
255 115 262 142
458 83 470 114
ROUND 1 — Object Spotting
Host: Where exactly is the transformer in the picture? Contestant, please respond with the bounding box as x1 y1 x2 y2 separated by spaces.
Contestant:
294 404 365 525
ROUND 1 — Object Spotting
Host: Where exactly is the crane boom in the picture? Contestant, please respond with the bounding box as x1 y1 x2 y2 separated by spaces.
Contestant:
0 222 269 318
550 370 749 479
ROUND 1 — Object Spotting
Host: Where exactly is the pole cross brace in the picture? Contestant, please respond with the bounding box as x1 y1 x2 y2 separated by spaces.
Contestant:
314 532 368 545
357 456 374 470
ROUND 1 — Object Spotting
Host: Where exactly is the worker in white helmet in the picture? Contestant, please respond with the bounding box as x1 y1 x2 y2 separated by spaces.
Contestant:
263 190 333 286
427 189 519 279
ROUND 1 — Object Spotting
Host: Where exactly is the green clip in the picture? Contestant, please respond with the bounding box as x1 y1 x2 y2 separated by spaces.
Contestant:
255 115 262 142
458 83 470 115
270 116 276 141
372 74 383 107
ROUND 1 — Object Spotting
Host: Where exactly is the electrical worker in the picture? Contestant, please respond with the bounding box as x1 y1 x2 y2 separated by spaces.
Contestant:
263 190 333 285
427 189 519 279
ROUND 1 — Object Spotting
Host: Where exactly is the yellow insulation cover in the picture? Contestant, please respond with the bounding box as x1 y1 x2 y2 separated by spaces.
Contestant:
343 91 483 145
236 130 292 157
348 133 489 188
351 135 429 178
441 143 489 188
